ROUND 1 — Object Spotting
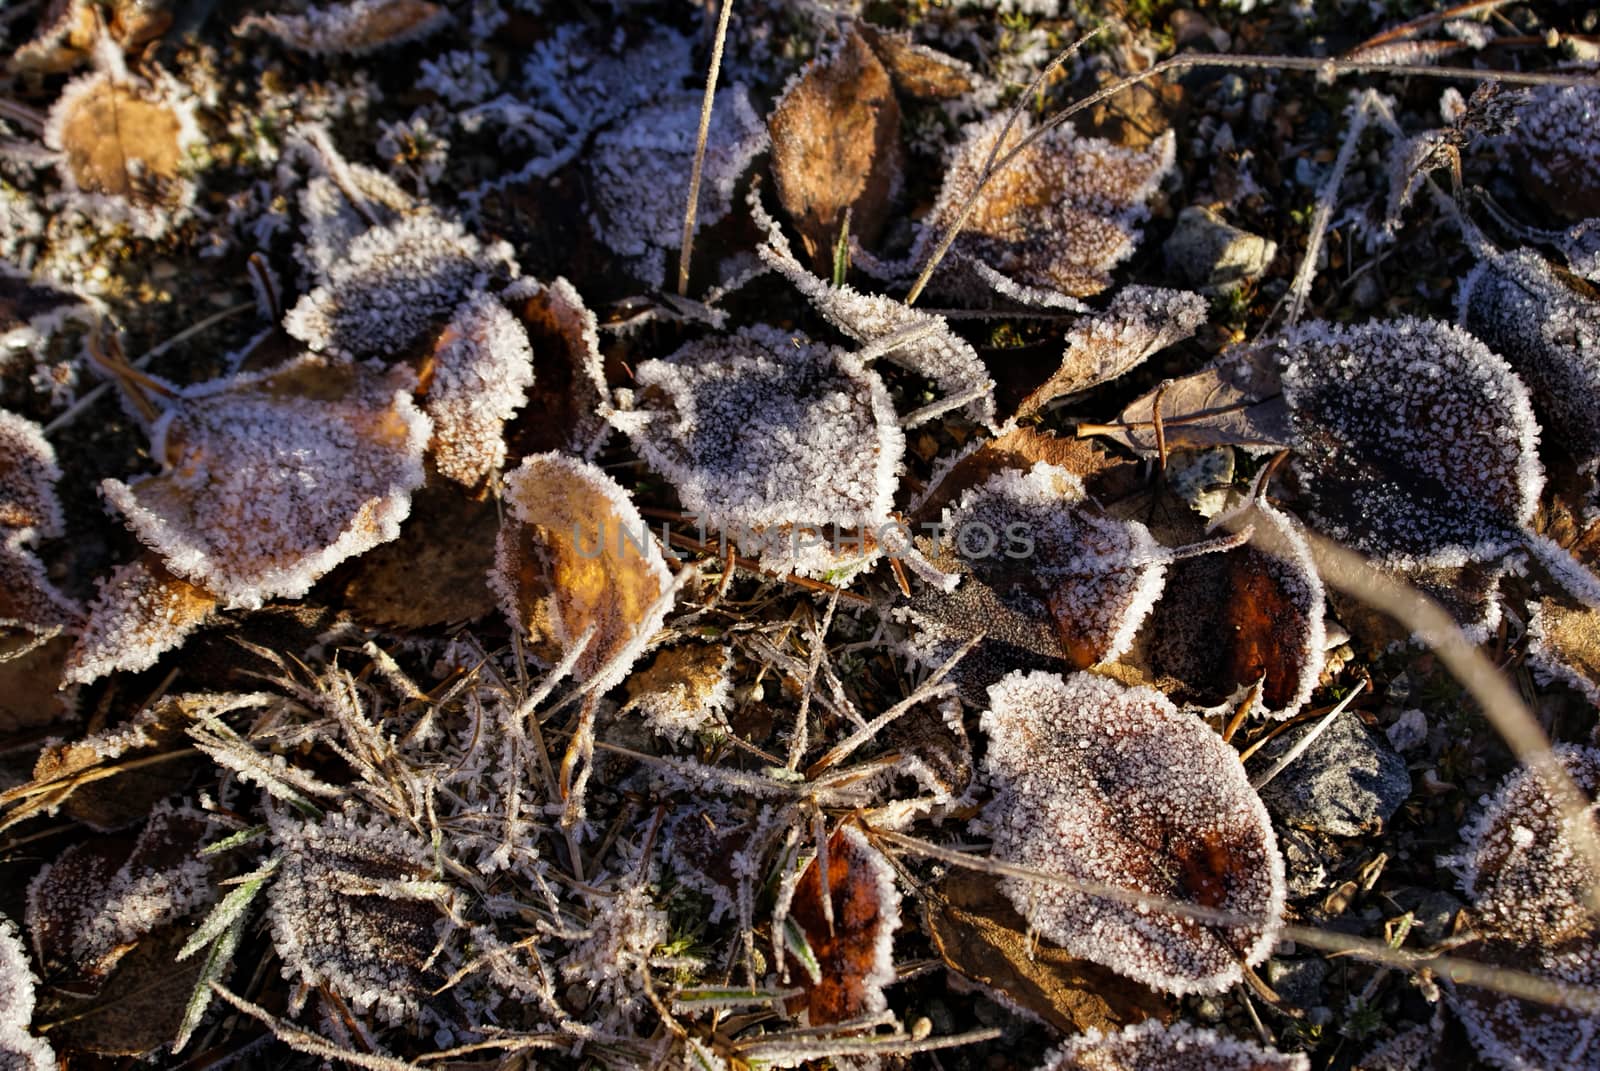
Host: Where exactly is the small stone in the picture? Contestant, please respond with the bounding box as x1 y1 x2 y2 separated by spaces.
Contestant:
1279 826 1329 899
1385 708 1428 753
1257 711 1412 837
1164 205 1277 294
1266 957 1328 1008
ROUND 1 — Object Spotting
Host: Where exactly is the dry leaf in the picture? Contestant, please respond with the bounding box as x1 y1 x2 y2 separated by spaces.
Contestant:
1528 600 1600 706
502 276 610 458
785 826 901 1025
1509 81 1600 220
6 0 98 75
0 539 79 658
768 29 902 269
924 871 1169 1035
980 670 1285 995
623 643 734 743
493 453 674 689
1016 286 1207 419
100 354 430 607
64 554 218 685
420 291 535 487
1082 345 1292 454
1 407 66 541
0 637 73 734
235 0 450 56
1040 1019 1309 1071
911 427 1127 523
858 25 978 101
34 922 201 1057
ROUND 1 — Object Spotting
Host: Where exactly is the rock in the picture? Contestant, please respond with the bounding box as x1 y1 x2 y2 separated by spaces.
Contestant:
1163 205 1277 293
1257 711 1411 836
1385 708 1428 753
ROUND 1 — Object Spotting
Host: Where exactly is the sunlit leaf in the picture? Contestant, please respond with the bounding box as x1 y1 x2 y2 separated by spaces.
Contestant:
784 826 901 1025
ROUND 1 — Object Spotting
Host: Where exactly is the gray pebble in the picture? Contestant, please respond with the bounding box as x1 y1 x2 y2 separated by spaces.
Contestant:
1257 710 1412 837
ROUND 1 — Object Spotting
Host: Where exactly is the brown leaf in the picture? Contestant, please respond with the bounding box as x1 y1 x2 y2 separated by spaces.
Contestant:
0 636 73 734
858 24 977 100
912 427 1129 524
64 554 218 685
768 29 902 269
1529 600 1600 706
502 277 610 459
1081 345 1291 454
235 0 450 56
786 826 900 1025
340 479 498 629
7 0 98 75
0 540 79 656
623 642 733 741
45 69 195 211
36 922 202 1057
924 870 1170 1035
493 453 674 689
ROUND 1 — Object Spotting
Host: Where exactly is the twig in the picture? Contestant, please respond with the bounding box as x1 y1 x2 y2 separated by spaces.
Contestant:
676 0 737 296
1250 680 1368 789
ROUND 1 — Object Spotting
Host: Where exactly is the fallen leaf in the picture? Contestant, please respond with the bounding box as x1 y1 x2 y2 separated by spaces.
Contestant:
6 0 98 75
911 426 1128 523
493 453 674 690
1509 81 1600 220
0 917 55 1070
0 636 74 734
235 0 451 56
64 554 218 685
1040 1019 1308 1070
980 670 1285 995
1528 600 1600 706
1080 344 1292 454
768 29 902 269
0 261 93 358
859 24 977 100
0 539 80 657
419 291 535 487
785 826 900 1025
924 870 1169 1035
35 922 201 1057
502 276 610 458
623 643 734 742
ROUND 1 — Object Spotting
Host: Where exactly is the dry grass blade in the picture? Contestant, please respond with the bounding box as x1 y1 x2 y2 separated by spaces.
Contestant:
676 0 736 296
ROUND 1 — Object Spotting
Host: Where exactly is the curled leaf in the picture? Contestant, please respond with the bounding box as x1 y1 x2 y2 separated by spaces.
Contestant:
236 0 450 56
859 25 978 101
1038 1019 1308 1071
501 276 609 457
492 453 674 689
980 670 1285 995
100 354 431 607
785 826 901 1025
420 292 535 487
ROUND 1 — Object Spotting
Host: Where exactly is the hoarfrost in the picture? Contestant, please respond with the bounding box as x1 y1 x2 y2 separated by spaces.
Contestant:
587 86 768 289
236 0 451 56
417 50 498 107
0 410 67 539
623 643 735 743
1038 1019 1309 1070
1508 79 1600 219
979 670 1285 995
100 355 431 607
423 293 534 487
64 555 218 685
0 916 54 1071
560 884 668 1031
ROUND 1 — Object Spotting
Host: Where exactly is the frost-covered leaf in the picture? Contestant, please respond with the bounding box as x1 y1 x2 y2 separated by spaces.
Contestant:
609 325 904 578
1508 80 1600 219
27 802 214 986
1279 317 1543 570
32 922 199 1057
755 197 996 430
64 554 218 685
768 29 902 269
339 480 497 629
1082 345 1292 455
1146 501 1326 720
100 354 430 607
267 807 449 1023
0 915 55 1071
859 25 978 101
1038 1019 1308 1071
562 884 669 1031
911 426 1127 523
911 113 1174 305
980 670 1285 995
587 86 768 289
501 276 609 457
493 453 674 690
623 642 734 743
1016 286 1207 419
0 262 93 366
294 165 416 284
924 871 1169 1035
43 66 201 235
283 212 516 360
785 826 900 1025
0 637 73 735
6 0 97 75
420 292 534 487
1528 600 1600 706
236 0 450 56
0 538 79 660
1459 249 1600 468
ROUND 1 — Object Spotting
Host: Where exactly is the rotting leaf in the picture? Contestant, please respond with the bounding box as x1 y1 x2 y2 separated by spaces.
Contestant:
419 291 535 488
64 554 218 685
1080 344 1292 454
100 354 431 608
858 24 978 101
492 453 674 689
501 276 610 458
979 670 1286 995
623 643 734 743
339 479 498 630
909 113 1174 306
1458 248 1600 470
784 825 901 1026
0 409 64 542
923 870 1169 1035
1145 501 1326 720
1016 286 1208 419
235 0 450 56
768 29 902 270
1038 1019 1309 1071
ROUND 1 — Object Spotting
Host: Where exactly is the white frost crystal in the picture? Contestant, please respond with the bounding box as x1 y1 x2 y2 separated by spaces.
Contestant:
1037 1019 1308 1070
424 292 535 487
980 670 1285 995
0 916 54 1071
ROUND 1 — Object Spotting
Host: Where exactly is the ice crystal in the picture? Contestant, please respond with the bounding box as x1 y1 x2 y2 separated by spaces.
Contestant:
609 325 904 577
586 86 768 289
560 884 668 1031
754 194 997 429
293 160 415 284
493 453 675 690
623 643 735 743
64 555 218 685
910 113 1175 305
267 806 451 1023
422 292 534 487
283 211 516 359
1017 285 1208 415
236 0 451 56
1038 1019 1309 1070
1278 317 1544 570
979 670 1285 995
417 49 497 107
1508 79 1600 219
100 355 431 607
1458 249 1600 467
0 916 54 1071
